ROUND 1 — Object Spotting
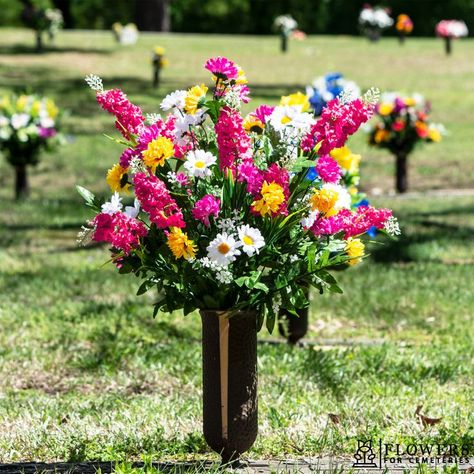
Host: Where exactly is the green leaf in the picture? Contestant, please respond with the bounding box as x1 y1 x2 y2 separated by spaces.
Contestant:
266 311 276 334
76 185 95 207
136 279 155 296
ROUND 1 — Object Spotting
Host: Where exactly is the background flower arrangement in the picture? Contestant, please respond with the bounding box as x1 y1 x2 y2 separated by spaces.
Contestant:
396 14 413 43
0 93 64 199
359 4 393 42
112 22 139 45
151 46 168 88
436 20 468 55
305 73 360 116
273 14 298 52
79 58 397 330
368 92 445 192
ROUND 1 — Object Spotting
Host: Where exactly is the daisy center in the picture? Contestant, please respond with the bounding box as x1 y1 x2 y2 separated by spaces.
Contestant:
217 243 231 255
281 116 292 124
243 235 254 246
195 160 206 169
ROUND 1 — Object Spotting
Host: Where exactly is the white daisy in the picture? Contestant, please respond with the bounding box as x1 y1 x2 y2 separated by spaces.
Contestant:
237 225 265 256
40 116 55 128
207 233 241 266
160 90 187 112
11 113 30 130
269 106 314 133
323 183 352 211
184 149 217 178
101 193 123 215
174 110 205 146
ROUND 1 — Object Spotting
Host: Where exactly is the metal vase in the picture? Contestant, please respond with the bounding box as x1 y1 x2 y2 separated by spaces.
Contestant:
200 310 258 465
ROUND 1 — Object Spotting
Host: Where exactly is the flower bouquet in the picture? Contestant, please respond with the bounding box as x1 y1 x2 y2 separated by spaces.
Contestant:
305 73 361 116
359 4 393 42
112 22 139 45
20 4 63 52
0 94 63 199
79 57 396 463
368 93 445 193
151 46 168 88
273 14 298 52
436 20 468 55
396 14 413 44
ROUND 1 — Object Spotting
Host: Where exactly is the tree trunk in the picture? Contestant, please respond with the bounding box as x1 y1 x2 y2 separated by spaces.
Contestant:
135 0 171 32
395 152 408 193
15 164 29 200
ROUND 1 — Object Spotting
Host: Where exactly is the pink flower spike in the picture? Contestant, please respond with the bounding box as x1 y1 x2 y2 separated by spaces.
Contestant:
192 195 221 226
316 155 342 184
204 57 239 81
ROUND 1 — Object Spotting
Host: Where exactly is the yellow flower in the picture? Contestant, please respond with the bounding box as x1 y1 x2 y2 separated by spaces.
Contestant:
243 114 264 134
160 58 169 68
378 103 394 116
236 67 248 85
252 181 285 216
142 136 175 172
374 129 390 143
310 188 338 216
106 163 130 193
330 146 361 174
45 99 59 118
345 238 365 266
404 97 416 107
16 95 28 112
280 91 310 112
184 84 208 115
154 46 165 56
167 227 196 260
428 127 442 142
31 100 41 117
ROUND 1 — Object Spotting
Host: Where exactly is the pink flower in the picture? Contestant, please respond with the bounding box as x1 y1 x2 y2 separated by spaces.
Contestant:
315 155 342 183
175 172 189 186
302 98 374 155
39 127 56 138
254 105 275 124
310 211 348 237
204 57 239 80
237 160 264 194
192 195 221 226
96 89 145 139
119 148 139 167
92 212 147 254
134 172 185 229
343 205 392 239
215 106 252 172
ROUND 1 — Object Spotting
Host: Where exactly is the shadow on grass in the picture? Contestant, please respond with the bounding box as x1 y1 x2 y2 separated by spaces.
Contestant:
0 44 112 55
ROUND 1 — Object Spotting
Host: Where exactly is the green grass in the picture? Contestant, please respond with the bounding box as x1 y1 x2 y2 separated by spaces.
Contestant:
0 28 473 469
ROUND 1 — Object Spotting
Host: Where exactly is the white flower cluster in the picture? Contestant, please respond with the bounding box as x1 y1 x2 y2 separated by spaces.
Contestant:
273 15 298 34
272 293 282 315
196 257 233 284
76 225 93 246
359 7 393 29
84 74 104 93
145 113 161 125
384 216 401 236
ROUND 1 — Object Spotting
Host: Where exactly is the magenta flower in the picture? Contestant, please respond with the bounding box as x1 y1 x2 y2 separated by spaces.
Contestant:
96 89 145 139
302 98 374 155
119 148 139 168
134 172 185 229
192 195 221 226
92 212 147 254
237 160 264 194
315 155 342 184
39 127 57 138
254 105 275 124
175 172 189 186
343 205 392 239
215 106 252 171
204 57 239 81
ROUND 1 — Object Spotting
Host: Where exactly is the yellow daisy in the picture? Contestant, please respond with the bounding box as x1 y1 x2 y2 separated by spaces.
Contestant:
252 181 285 216
310 188 338 216
243 115 264 134
141 136 175 172
106 163 130 193
280 91 310 112
345 238 365 266
184 84 208 115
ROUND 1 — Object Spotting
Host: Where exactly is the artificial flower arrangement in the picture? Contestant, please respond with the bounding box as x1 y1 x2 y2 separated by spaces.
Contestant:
304 73 361 116
436 20 468 55
273 14 298 52
359 4 393 41
368 92 445 193
0 93 63 199
78 57 398 462
151 46 169 88
396 14 413 43
21 4 63 52
112 22 139 45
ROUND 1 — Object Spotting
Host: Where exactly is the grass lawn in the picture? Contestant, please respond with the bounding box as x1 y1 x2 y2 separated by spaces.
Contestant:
0 28 473 469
